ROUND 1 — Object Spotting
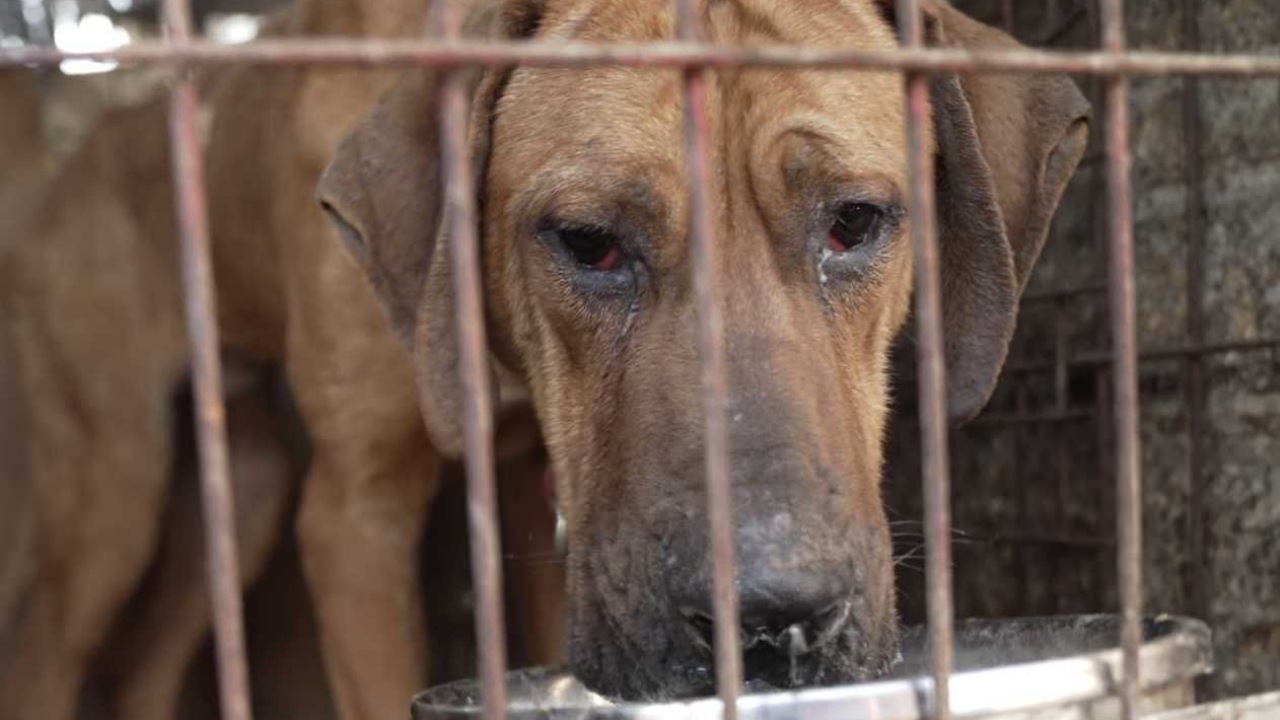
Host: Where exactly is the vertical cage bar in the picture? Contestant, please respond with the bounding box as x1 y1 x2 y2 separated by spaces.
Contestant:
1093 366 1113 606
1098 0 1142 717
1054 303 1070 416
1086 0 1115 614
674 2 742 717
896 0 953 717
434 1 509 718
1001 0 1016 35
1013 384 1033 615
1178 0 1209 635
1042 0 1062 46
1052 301 1071 612
160 1 253 719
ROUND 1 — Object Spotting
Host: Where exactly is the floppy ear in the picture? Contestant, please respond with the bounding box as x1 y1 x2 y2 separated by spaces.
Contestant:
317 71 447 346
317 4 539 456
915 0 1091 422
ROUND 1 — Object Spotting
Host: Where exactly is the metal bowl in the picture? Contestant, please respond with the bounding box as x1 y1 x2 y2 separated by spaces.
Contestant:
412 615 1211 720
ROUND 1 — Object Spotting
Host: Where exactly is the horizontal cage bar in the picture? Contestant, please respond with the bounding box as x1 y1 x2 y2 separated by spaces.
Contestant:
3 41 1280 76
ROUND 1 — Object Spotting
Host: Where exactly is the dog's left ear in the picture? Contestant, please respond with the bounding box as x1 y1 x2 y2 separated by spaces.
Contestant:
890 1 1091 422
317 1 544 457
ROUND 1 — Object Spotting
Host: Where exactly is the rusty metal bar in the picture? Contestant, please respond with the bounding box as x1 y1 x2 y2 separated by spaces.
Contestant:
1002 0 1016 35
1094 366 1115 609
1041 0 1062 46
433 2 508 718
1099 0 1143 716
1052 301 1072 613
8 41 1280 76
160 1 252 720
897 0 953 716
1054 302 1071 416
1013 385 1033 615
1179 0 1210 636
674 2 741 717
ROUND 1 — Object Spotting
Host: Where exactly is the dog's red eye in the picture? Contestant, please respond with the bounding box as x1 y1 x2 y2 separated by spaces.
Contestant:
828 202 883 253
556 227 624 271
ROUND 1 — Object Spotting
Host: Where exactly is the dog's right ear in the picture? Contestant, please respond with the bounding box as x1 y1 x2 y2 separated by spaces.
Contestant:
317 1 545 455
874 0 1090 423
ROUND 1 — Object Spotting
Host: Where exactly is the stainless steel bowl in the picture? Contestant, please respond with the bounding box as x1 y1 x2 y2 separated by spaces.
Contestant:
412 615 1211 720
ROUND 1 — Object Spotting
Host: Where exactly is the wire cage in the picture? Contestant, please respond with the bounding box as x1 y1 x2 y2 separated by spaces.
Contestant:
2 0 1278 718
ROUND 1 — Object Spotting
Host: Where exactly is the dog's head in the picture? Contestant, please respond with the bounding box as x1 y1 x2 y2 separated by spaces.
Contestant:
318 0 1088 701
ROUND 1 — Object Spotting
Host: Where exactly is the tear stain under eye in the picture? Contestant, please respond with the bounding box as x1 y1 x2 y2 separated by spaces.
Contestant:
614 260 647 344
817 246 835 287
598 280 641 384
618 289 641 340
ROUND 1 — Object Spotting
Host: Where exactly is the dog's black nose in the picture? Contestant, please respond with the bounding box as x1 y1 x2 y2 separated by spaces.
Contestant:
678 568 850 657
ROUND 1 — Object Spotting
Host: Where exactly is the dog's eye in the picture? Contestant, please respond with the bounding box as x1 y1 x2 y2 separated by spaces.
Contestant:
544 226 624 271
827 203 884 253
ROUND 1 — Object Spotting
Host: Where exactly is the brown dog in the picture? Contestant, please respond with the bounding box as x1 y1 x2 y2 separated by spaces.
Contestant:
0 85 311 720
3 0 1085 717
319 0 1088 701
2 5 550 720
2 94 191 720
199 1 558 718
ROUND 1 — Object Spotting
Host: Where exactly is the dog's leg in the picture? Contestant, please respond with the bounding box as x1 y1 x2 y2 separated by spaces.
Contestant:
95 363 299 720
296 427 439 720
283 261 441 720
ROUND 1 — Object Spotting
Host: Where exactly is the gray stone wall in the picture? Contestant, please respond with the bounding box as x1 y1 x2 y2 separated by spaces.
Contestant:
886 0 1279 701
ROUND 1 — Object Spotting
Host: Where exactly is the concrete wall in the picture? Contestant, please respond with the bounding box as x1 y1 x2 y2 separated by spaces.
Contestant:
886 0 1280 700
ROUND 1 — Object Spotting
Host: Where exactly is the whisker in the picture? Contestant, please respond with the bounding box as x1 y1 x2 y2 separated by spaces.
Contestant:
890 522 980 544
893 560 925 573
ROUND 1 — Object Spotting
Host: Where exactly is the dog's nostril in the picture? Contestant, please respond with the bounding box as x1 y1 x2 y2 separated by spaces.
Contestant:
735 569 850 640
676 568 853 659
683 602 851 660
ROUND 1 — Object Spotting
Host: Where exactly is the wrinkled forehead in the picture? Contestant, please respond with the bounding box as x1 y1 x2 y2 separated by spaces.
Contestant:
488 0 909 222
